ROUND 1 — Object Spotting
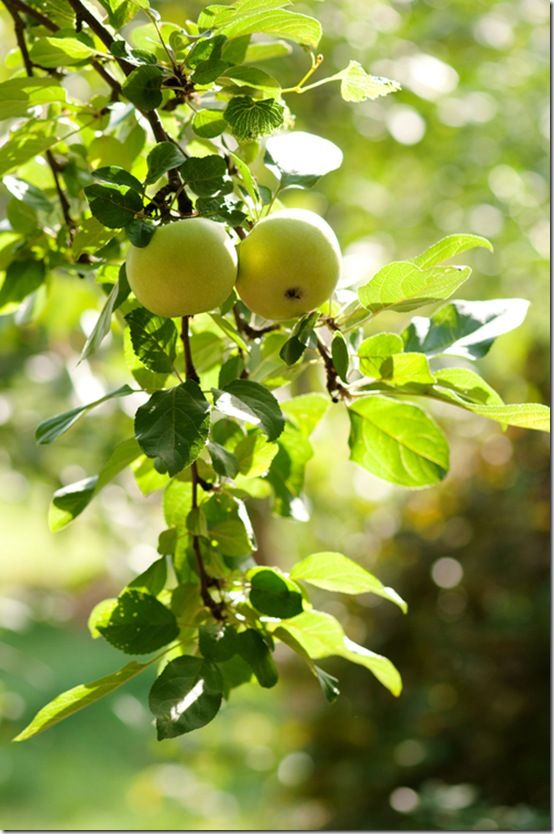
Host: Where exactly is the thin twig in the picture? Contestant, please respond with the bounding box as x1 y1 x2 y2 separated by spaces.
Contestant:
3 0 76 239
316 335 349 402
181 315 224 620
233 305 280 338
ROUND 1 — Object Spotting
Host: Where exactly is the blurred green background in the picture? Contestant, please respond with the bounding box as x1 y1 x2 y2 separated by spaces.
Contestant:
0 0 549 829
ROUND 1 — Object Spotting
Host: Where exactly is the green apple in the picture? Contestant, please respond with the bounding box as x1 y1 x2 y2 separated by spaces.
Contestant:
236 208 341 320
126 218 238 317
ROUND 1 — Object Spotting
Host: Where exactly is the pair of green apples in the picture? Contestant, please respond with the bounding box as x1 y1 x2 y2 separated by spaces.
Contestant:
126 208 341 321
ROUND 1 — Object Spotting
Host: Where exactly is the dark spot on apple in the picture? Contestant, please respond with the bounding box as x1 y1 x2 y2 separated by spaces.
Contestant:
285 287 303 300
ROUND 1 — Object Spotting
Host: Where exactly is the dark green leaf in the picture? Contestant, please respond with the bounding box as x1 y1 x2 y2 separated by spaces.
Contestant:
80 275 129 363
36 385 134 445
192 59 232 84
125 218 156 247
85 182 142 229
97 590 179 654
180 154 228 196
236 629 278 688
224 96 284 141
219 654 253 697
187 34 227 67
401 298 530 360
207 441 239 478
92 166 143 192
214 379 284 441
314 665 340 702
279 336 307 365
134 381 210 476
145 142 187 184
122 65 164 110
149 655 223 739
125 307 177 373
199 623 238 661
249 568 303 618
13 659 154 742
331 332 349 382
348 395 449 487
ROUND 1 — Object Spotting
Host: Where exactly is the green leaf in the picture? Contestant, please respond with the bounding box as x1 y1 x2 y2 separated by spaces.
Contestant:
224 96 284 141
125 218 156 247
331 332 349 382
199 623 238 661
149 656 223 739
290 551 407 612
3 175 53 212
431 368 550 431
265 130 343 189
72 217 115 259
209 313 249 351
192 109 227 139
0 78 66 120
207 441 239 478
337 61 400 102
249 567 303 618
134 381 211 476
348 395 449 487
187 34 227 67
180 154 228 195
97 590 179 654
85 182 142 229
125 307 177 373
219 66 280 94
358 261 471 314
203 493 255 557
48 439 142 532
79 274 130 363
234 432 278 477
432 368 503 407
92 165 143 192
401 298 530 359
281 393 329 437
128 557 167 595
0 259 45 308
358 333 404 377
13 659 154 742
145 142 187 184
217 8 322 49
380 353 436 387
214 380 284 441
192 58 232 85
244 39 291 62
0 122 59 177
122 65 164 110
266 423 313 519
236 629 278 688
48 476 98 533
413 233 493 269
163 479 193 531
29 35 96 67
278 610 401 696
36 385 134 445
